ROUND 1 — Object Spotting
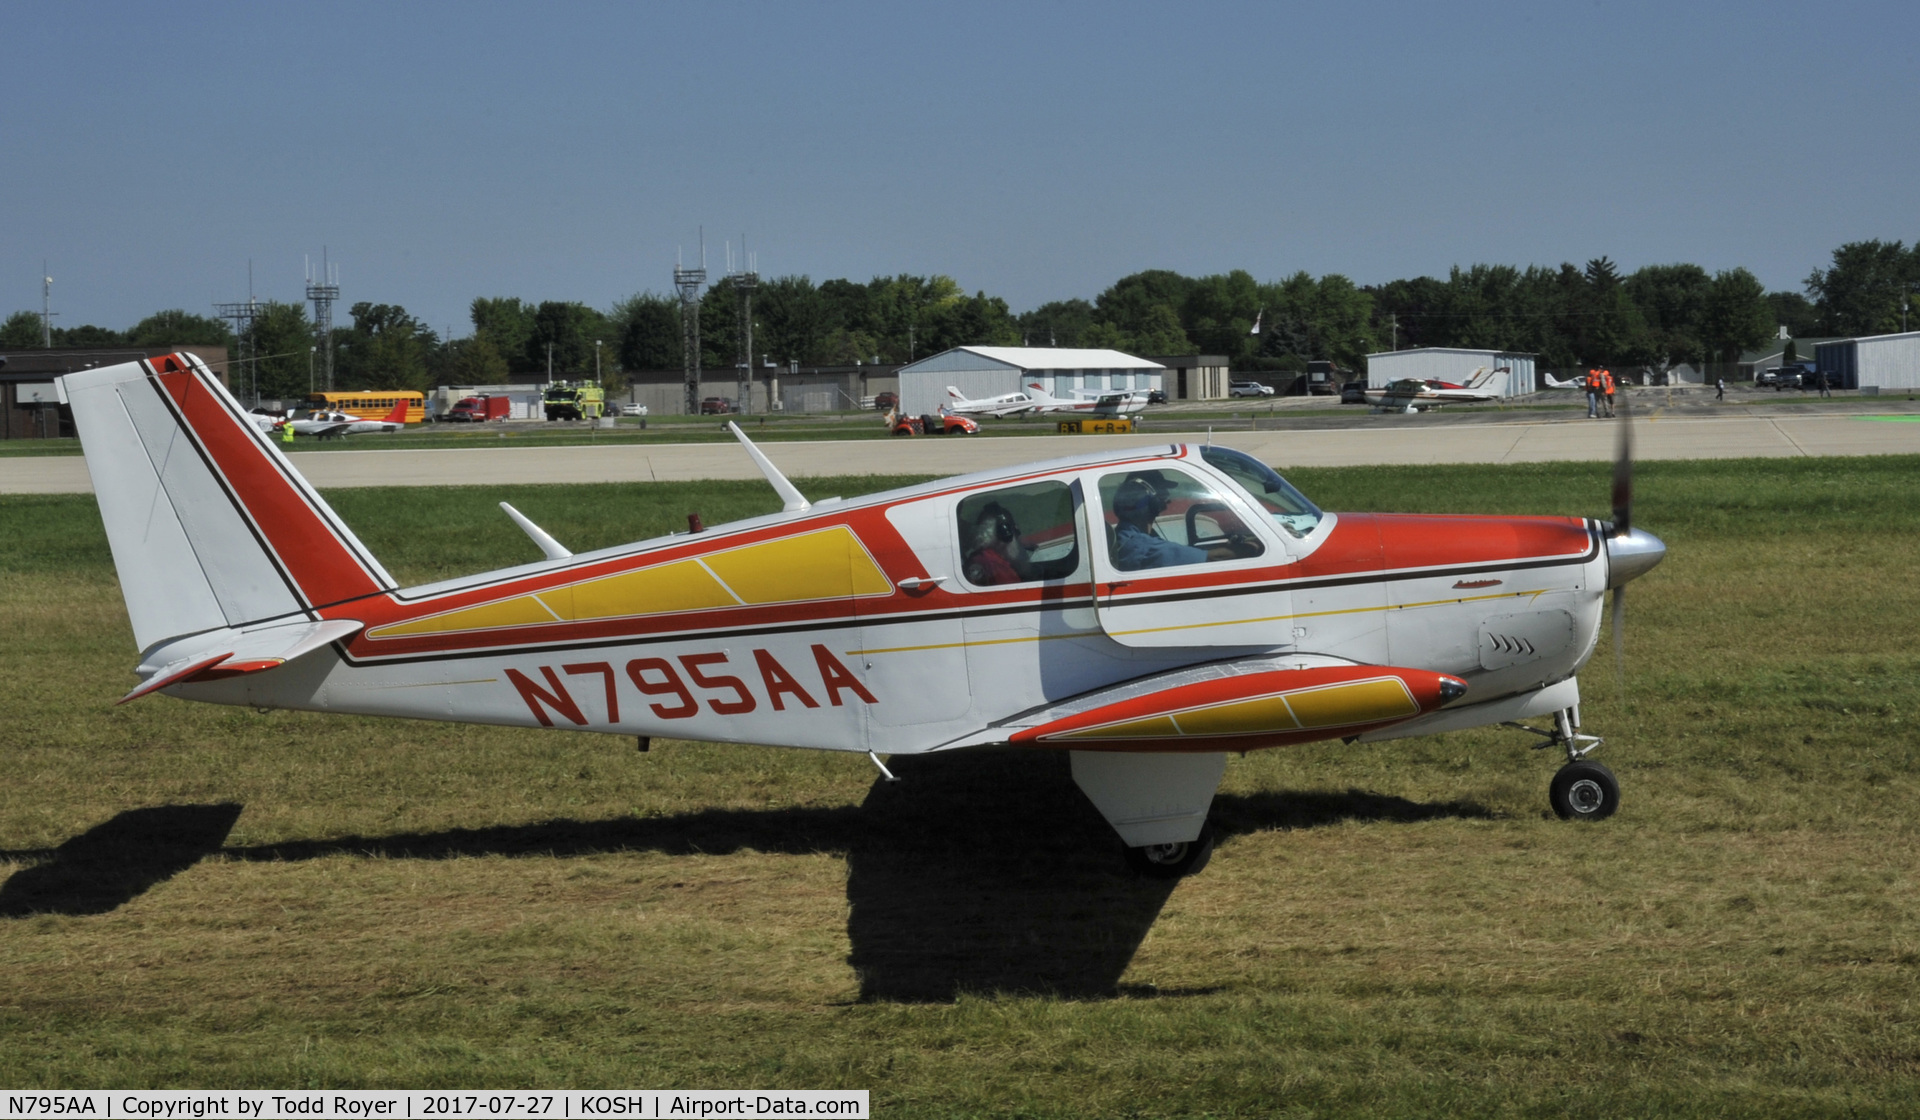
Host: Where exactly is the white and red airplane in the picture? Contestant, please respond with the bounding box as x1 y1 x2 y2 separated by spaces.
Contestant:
288 399 412 439
1022 382 1150 416
944 386 1038 418
61 353 1664 876
1367 366 1505 412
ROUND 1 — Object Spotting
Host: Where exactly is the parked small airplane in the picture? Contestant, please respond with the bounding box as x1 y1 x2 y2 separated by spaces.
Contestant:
945 386 1037 418
1367 367 1505 412
1023 382 1150 416
62 354 1664 876
288 399 412 439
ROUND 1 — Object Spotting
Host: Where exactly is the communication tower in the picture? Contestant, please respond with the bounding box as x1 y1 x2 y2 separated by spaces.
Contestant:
726 239 758 415
214 298 264 404
674 232 707 416
306 251 340 391
41 265 57 346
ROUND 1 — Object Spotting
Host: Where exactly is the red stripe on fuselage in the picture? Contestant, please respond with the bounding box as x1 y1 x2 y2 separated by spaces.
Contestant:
151 361 387 608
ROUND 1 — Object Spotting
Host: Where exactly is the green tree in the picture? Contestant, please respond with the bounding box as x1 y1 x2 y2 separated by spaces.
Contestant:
470 298 537 374
613 292 683 371
434 334 510 386
1129 303 1194 355
1014 299 1095 348
128 310 232 348
525 301 612 380
55 324 127 347
754 276 832 367
0 311 44 347
336 302 438 392
919 291 1019 354
243 301 316 403
1699 268 1775 364
1625 264 1711 369
1806 240 1918 336
1094 270 1195 342
1766 291 1822 338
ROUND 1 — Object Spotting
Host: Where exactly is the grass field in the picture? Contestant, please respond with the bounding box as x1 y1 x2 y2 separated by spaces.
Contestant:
3 457 1918 1115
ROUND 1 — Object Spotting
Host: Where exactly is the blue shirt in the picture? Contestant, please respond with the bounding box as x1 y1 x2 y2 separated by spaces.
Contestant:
1113 521 1208 571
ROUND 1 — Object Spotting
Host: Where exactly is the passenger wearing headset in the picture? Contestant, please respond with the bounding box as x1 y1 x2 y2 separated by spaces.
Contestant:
1110 472 1256 571
962 502 1036 586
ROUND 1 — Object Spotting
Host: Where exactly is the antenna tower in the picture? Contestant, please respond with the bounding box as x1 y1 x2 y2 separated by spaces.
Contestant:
41 265 58 346
726 238 759 415
214 297 264 405
306 251 340 390
674 231 707 416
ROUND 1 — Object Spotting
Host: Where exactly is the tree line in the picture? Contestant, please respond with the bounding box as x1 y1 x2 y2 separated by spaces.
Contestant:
5 239 1914 400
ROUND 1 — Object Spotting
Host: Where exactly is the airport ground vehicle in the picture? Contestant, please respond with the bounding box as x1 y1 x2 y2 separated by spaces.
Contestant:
1148 389 1168 404
1230 381 1275 398
872 392 898 412
889 411 980 436
544 382 606 421
700 397 734 415
447 395 510 422
620 403 649 417
1340 382 1368 404
67 353 1665 879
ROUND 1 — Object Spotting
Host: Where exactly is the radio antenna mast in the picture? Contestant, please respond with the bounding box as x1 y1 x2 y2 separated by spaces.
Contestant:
674 230 708 416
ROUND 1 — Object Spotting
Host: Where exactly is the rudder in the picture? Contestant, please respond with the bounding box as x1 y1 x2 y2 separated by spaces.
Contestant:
64 353 396 655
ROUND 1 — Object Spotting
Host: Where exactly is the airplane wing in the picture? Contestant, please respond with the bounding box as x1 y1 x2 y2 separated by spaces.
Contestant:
1366 379 1429 412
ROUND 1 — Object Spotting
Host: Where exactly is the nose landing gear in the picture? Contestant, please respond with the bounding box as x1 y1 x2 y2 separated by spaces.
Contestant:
1504 706 1621 821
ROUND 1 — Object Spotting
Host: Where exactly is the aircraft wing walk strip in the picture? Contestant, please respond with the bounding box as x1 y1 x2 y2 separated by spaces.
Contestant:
120 618 366 704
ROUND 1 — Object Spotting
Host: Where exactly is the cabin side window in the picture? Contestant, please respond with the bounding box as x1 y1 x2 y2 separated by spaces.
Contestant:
955 481 1080 587
1097 467 1267 572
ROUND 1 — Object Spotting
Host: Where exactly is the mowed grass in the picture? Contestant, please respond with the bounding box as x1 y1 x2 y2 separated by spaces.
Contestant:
2 458 1918 1115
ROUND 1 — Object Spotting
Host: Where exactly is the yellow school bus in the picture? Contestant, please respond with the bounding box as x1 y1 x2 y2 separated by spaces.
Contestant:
305 391 427 423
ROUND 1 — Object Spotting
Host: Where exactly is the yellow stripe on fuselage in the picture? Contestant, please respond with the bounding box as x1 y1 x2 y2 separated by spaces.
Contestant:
369 526 891 640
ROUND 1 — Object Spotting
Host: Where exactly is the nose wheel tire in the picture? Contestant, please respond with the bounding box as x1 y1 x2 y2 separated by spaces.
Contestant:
1550 760 1620 821
1125 823 1216 879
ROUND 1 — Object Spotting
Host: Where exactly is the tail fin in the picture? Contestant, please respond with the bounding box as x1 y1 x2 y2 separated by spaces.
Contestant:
381 398 408 424
64 353 396 654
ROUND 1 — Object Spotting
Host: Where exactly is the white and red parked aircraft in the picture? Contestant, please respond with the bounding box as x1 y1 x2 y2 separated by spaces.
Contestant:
62 353 1664 876
944 386 1038 418
287 398 412 439
1022 382 1151 416
1367 366 1506 412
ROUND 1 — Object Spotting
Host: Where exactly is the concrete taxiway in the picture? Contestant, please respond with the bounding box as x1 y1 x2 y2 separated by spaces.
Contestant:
5 409 1918 495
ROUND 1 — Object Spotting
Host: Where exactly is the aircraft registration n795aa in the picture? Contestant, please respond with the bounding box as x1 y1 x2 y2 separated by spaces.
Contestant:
64 353 1666 877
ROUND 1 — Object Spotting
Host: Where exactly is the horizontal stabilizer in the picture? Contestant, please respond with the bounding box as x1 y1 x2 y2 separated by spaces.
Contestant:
121 618 364 704
976 656 1466 753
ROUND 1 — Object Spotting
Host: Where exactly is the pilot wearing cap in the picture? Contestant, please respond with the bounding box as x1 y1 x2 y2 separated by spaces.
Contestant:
1111 473 1210 571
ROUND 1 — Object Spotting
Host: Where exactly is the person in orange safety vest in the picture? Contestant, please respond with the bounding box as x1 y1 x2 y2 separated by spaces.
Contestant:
1600 368 1616 417
1584 368 1603 418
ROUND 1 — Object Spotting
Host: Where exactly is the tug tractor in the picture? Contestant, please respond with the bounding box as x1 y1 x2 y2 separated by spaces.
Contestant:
543 382 606 421
888 410 980 437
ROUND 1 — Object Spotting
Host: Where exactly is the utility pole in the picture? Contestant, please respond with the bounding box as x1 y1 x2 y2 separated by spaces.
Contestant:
674 232 707 416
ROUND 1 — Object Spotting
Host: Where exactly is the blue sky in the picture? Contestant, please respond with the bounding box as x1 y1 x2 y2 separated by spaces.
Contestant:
5 1 1914 335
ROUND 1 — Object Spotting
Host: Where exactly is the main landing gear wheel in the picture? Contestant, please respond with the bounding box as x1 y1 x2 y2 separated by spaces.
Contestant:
1125 823 1216 879
1550 760 1620 821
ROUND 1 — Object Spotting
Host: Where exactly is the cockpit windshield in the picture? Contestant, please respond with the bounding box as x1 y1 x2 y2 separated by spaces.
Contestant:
1199 446 1323 538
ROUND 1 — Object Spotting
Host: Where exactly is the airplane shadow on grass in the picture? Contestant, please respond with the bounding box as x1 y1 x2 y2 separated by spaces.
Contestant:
0 751 1493 1002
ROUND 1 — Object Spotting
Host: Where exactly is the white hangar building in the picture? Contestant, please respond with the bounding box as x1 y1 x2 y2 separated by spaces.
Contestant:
1365 347 1538 398
894 347 1165 414
1816 330 1920 392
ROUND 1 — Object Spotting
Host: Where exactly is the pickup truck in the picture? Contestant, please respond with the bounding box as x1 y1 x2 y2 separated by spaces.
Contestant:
1229 381 1275 398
